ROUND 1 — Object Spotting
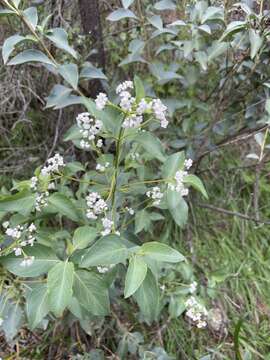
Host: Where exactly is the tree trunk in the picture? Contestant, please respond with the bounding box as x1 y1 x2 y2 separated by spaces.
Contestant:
78 0 106 97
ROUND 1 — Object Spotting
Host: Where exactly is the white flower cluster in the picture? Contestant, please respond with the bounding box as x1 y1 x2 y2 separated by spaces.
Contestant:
97 264 114 274
152 99 168 128
168 159 193 196
146 186 163 205
76 112 103 149
125 207 134 215
189 281 197 294
122 114 143 128
101 217 114 236
3 222 36 262
96 162 110 172
86 192 108 220
41 153 65 176
95 93 108 110
185 297 208 329
35 191 49 212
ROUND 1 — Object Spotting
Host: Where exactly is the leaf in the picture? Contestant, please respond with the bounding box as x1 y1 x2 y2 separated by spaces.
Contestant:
168 195 188 228
134 75 145 102
135 132 166 162
168 295 187 318
154 0 176 10
47 261 74 317
2 302 23 341
135 209 151 234
220 21 246 41
46 84 83 109
26 284 49 329
107 8 137 21
0 9 16 16
0 190 35 216
201 6 224 23
73 226 97 250
80 64 107 80
46 28 77 59
207 41 228 62
2 34 26 64
48 193 80 222
183 174 208 198
134 270 159 324
80 235 128 267
249 29 263 59
0 245 59 277
73 270 110 316
7 49 56 67
23 7 38 30
11 0 21 8
141 242 185 263
148 15 163 31
162 151 185 179
58 63 79 89
121 0 135 9
124 256 147 298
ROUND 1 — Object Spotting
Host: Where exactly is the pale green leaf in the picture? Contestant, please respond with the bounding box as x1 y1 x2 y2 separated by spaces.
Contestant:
2 34 26 64
26 284 49 329
46 28 77 59
183 174 208 198
48 193 80 222
73 226 97 250
47 260 74 317
7 49 56 67
249 29 263 59
162 152 185 179
80 235 128 267
58 63 79 89
124 256 147 298
107 8 137 21
135 132 166 162
141 242 185 263
23 7 38 30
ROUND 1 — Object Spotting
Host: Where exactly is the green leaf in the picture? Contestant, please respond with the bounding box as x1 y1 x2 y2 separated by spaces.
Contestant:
0 245 59 277
135 132 166 162
11 0 21 8
183 174 208 198
58 63 79 90
2 34 26 64
135 209 151 234
47 260 74 317
73 270 110 316
46 28 77 59
201 6 224 23
168 295 187 318
249 29 263 59
154 0 176 10
148 15 163 31
0 190 35 216
23 7 38 30
124 256 147 298
141 242 185 263
168 195 188 228
1 302 23 341
26 284 49 329
73 226 97 250
107 8 137 21
48 193 80 222
46 84 83 109
0 9 16 16
80 64 107 80
207 41 228 62
121 0 135 9
7 49 56 67
220 21 246 41
134 270 159 323
80 235 128 267
134 75 145 102
162 151 185 179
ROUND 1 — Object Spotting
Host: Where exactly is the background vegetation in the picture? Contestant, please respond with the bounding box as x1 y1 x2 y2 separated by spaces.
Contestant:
1 0 270 359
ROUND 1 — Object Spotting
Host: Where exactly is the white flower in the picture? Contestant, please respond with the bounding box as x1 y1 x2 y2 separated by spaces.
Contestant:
96 139 103 148
41 154 65 176
119 91 135 112
160 284 166 292
136 98 152 115
169 168 189 196
97 266 109 274
2 221 9 229
152 99 168 128
184 159 193 170
125 207 134 215
122 114 143 128
30 176 38 190
131 152 140 160
146 186 163 205
20 256 35 267
185 296 208 329
14 247 22 256
189 281 197 294
28 223 36 233
86 192 108 219
35 191 49 212
101 217 114 236
95 93 108 110
76 113 103 149
96 163 105 172
6 227 21 239
116 80 133 94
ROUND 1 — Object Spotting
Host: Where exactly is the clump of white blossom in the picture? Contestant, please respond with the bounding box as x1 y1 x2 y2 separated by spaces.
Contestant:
168 159 193 196
146 186 163 206
96 162 110 172
101 217 114 236
189 281 198 294
86 192 108 220
41 153 65 176
95 93 108 110
94 79 169 130
97 264 115 274
2 222 36 266
125 207 134 215
76 112 103 149
185 296 208 329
